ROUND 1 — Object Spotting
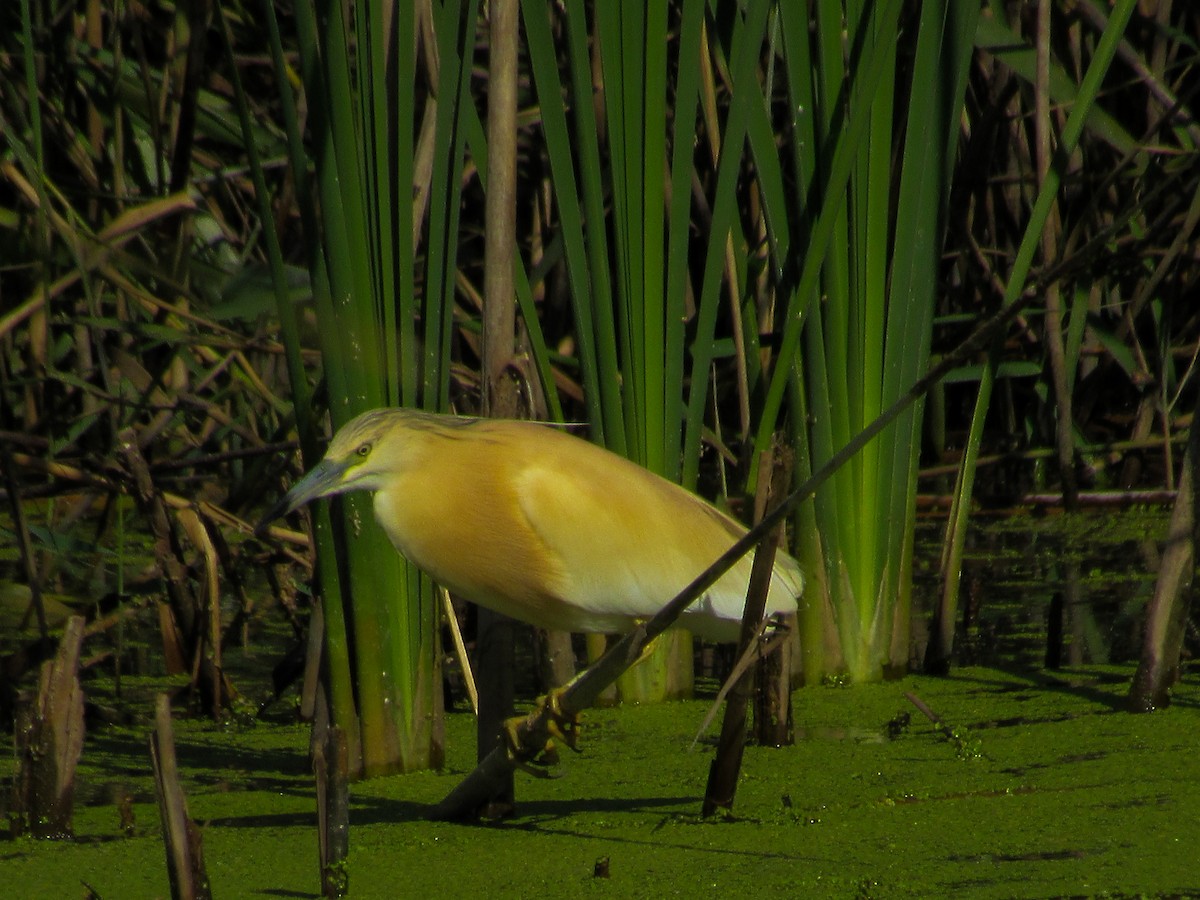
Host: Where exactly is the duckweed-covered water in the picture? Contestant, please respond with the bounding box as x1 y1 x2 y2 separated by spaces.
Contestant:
2 510 1198 898
3 669 1197 898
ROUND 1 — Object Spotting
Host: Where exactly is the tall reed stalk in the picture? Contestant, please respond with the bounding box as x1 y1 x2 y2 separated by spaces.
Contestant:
523 0 719 700
530 0 979 686
735 0 979 682
240 0 489 775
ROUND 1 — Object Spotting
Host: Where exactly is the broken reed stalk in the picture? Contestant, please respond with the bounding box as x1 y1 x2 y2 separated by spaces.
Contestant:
312 683 350 899
752 446 797 747
150 693 211 900
701 527 783 815
753 610 796 745
1129 379 1200 710
430 287 1035 820
13 615 86 839
702 443 791 816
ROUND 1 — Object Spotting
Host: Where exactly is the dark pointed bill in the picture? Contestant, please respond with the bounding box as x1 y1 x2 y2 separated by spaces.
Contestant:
254 458 349 535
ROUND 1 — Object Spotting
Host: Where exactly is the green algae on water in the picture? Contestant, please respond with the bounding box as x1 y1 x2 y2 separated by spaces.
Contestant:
2 665 1198 899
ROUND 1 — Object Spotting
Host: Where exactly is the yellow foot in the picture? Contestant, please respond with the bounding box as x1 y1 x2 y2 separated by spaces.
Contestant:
503 688 582 777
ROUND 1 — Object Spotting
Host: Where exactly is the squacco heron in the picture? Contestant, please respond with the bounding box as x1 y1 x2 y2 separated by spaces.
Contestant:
262 408 803 642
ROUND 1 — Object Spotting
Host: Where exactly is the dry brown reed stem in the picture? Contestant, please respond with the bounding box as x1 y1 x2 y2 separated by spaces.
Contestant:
702 442 793 815
150 693 212 900
13 615 85 839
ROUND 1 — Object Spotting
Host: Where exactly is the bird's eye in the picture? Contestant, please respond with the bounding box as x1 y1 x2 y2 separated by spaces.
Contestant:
356 443 371 458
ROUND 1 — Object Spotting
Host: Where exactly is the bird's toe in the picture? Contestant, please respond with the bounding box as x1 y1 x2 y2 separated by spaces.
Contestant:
502 688 582 777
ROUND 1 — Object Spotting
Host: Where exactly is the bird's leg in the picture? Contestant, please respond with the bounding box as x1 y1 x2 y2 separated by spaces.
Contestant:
502 625 660 777
537 686 582 750
503 686 581 777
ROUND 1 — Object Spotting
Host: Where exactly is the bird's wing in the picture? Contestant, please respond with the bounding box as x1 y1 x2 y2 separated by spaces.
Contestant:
511 438 800 637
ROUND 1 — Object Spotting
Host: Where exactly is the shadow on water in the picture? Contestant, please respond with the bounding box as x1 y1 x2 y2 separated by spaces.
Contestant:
946 665 1135 714
198 792 548 831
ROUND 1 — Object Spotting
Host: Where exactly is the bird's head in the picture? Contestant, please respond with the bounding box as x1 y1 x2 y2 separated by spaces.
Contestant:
255 408 441 532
